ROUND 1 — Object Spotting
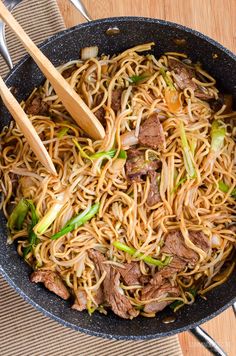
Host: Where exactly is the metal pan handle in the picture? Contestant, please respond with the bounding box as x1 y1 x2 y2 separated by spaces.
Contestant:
190 327 227 356
69 0 92 22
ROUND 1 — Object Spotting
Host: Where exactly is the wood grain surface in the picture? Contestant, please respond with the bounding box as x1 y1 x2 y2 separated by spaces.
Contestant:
57 1 236 355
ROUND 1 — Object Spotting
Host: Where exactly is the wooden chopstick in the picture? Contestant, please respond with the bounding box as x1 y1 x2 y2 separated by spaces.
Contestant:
0 76 57 175
0 1 105 141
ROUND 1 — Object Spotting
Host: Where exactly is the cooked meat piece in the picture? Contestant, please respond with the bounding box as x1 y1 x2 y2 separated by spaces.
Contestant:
30 270 70 300
72 289 87 311
107 269 139 319
141 273 180 313
194 90 215 100
115 262 142 286
141 230 209 314
169 58 198 91
169 58 214 100
160 257 187 278
189 231 210 253
138 113 165 150
144 300 170 314
146 171 161 206
62 65 77 79
208 94 233 113
25 93 49 116
161 230 199 265
88 249 138 319
161 230 209 266
94 93 106 123
125 149 161 182
94 107 105 122
141 273 163 299
111 88 123 112
139 274 151 285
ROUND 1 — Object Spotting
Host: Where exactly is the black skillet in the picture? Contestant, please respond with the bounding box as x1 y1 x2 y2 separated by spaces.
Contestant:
0 5 235 356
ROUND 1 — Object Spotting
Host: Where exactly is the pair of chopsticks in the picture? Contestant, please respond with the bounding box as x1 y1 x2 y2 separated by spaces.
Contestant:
0 1 105 175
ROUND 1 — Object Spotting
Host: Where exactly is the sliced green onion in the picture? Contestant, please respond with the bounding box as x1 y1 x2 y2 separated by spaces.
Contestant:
112 241 171 267
218 180 236 197
210 120 226 153
73 140 117 162
129 74 150 84
72 139 92 160
57 127 69 138
90 149 117 160
23 200 39 259
169 299 184 310
170 287 197 311
51 203 100 240
172 177 187 193
34 193 65 235
8 199 29 231
179 121 196 179
160 67 174 88
118 149 127 159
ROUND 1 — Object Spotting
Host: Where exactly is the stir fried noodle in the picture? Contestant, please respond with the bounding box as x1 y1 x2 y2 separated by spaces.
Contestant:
0 43 235 318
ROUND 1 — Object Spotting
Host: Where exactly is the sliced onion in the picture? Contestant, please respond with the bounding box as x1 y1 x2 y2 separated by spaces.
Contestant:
109 158 126 174
81 46 99 60
211 234 221 248
120 130 139 147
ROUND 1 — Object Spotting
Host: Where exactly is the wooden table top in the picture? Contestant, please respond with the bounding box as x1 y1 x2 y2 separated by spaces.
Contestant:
57 1 236 355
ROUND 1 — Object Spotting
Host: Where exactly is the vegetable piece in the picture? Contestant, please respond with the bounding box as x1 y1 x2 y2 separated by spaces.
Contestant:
170 287 197 311
89 149 117 160
118 149 127 159
120 130 139 147
57 127 69 138
8 199 29 231
218 180 236 197
110 150 127 174
179 121 196 179
210 120 226 153
73 139 92 160
23 201 39 258
172 177 187 193
203 120 226 173
81 46 98 60
34 193 65 235
160 67 182 113
51 203 100 240
129 74 150 84
112 241 171 267
165 88 182 113
160 68 174 88
73 139 117 162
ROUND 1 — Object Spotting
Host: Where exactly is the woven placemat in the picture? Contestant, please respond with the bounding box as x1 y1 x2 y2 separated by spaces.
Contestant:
0 0 65 77
0 1 183 355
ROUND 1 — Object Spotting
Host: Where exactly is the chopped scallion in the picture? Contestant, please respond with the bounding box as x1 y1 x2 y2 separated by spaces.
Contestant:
51 203 100 240
8 199 29 231
90 149 117 160
218 180 236 197
179 121 196 179
57 127 69 138
112 241 171 267
210 120 226 153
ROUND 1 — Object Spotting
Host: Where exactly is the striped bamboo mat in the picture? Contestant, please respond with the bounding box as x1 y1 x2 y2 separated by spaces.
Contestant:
0 0 183 355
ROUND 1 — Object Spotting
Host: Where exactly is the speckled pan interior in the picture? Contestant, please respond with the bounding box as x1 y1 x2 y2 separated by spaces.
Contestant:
0 17 235 340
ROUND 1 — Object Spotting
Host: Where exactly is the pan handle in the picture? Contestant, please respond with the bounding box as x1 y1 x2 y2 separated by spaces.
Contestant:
69 0 92 22
189 327 227 356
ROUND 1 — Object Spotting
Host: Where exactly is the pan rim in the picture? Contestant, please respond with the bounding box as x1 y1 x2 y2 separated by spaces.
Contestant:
1 16 236 340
